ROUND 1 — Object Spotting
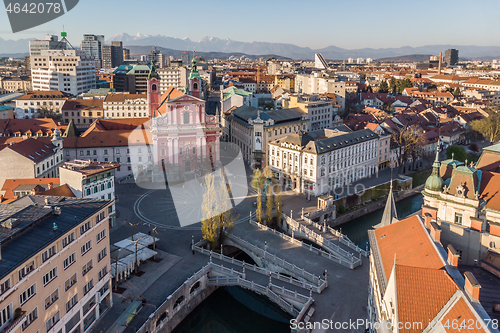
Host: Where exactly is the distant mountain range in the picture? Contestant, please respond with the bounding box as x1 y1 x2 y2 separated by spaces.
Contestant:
1 33 500 60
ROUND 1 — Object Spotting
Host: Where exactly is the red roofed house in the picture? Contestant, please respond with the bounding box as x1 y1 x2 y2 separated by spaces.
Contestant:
0 130 63 190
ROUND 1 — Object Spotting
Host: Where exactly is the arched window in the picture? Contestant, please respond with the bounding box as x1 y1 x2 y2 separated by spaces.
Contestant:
151 83 157 91
193 82 198 90
184 113 189 124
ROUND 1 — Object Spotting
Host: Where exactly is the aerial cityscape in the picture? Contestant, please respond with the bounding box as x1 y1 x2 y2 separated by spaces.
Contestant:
0 1 500 333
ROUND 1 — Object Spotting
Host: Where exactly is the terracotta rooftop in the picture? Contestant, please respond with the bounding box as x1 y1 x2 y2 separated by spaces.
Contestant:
373 215 445 281
1 138 56 162
395 265 459 333
1 178 60 200
103 93 147 103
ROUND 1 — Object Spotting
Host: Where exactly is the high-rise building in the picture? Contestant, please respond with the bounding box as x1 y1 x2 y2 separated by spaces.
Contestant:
80 34 105 68
31 48 96 95
102 41 123 69
29 34 65 70
181 52 189 66
122 48 130 61
157 67 188 93
445 48 459 66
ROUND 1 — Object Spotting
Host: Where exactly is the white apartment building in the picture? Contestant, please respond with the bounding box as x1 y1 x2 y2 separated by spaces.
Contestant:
157 67 188 94
294 73 346 111
59 160 119 223
29 34 64 70
31 49 96 96
103 94 148 119
268 127 379 196
80 34 105 69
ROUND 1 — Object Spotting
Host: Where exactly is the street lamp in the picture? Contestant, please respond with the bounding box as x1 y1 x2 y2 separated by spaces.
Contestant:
114 248 122 291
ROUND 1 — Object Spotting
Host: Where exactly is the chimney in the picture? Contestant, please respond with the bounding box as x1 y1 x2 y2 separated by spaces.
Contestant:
48 182 53 190
464 271 481 301
438 52 442 75
44 197 49 205
447 244 459 267
430 222 441 242
424 213 432 228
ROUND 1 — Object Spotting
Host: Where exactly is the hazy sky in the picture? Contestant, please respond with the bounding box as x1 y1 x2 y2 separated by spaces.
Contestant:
1 0 499 49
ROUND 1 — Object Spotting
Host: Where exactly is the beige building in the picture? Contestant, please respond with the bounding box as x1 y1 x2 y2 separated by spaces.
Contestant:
0 132 63 190
61 99 103 128
59 160 119 224
102 94 148 119
15 91 67 119
0 76 32 93
0 194 112 333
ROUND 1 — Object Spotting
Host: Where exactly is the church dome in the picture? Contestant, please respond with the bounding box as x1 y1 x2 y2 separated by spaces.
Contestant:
425 172 444 192
425 144 444 192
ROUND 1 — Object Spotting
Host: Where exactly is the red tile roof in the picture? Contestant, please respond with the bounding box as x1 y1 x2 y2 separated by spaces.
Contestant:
2 138 56 162
373 215 445 280
395 265 459 333
1 178 60 200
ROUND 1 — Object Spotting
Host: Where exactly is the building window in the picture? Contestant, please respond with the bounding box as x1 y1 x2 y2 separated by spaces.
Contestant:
20 283 36 305
81 240 92 256
21 307 37 331
184 112 190 124
80 221 91 235
42 245 57 263
0 278 10 295
65 293 78 312
82 259 93 276
65 273 77 292
63 252 76 270
44 289 58 309
83 279 94 296
42 267 58 286
62 232 75 247
45 310 60 332
98 247 107 262
98 266 109 282
96 229 106 243
455 213 463 225
18 261 35 280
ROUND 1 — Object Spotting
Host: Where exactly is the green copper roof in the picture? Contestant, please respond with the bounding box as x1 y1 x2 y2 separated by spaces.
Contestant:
222 87 252 101
148 59 160 80
189 56 201 80
483 143 500 153
425 144 444 192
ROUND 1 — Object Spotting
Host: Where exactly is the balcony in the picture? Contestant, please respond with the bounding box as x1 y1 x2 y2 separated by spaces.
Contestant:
2 311 26 333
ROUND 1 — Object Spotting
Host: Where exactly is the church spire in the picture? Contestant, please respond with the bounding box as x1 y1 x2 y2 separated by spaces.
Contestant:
374 170 398 229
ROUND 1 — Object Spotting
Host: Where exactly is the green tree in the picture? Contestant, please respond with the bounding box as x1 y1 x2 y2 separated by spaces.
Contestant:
201 172 234 249
378 80 389 93
446 145 467 162
453 87 461 96
266 190 274 225
389 77 397 94
274 185 283 224
397 78 413 94
256 192 263 223
470 111 500 142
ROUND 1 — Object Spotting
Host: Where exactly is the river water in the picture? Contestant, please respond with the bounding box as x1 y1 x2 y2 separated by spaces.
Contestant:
334 194 424 248
173 194 424 333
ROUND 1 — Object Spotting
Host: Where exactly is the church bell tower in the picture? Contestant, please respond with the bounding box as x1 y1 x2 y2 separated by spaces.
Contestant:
147 54 161 118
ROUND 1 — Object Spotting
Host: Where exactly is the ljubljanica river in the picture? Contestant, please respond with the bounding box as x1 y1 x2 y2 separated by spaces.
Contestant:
172 287 292 333
334 194 424 249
